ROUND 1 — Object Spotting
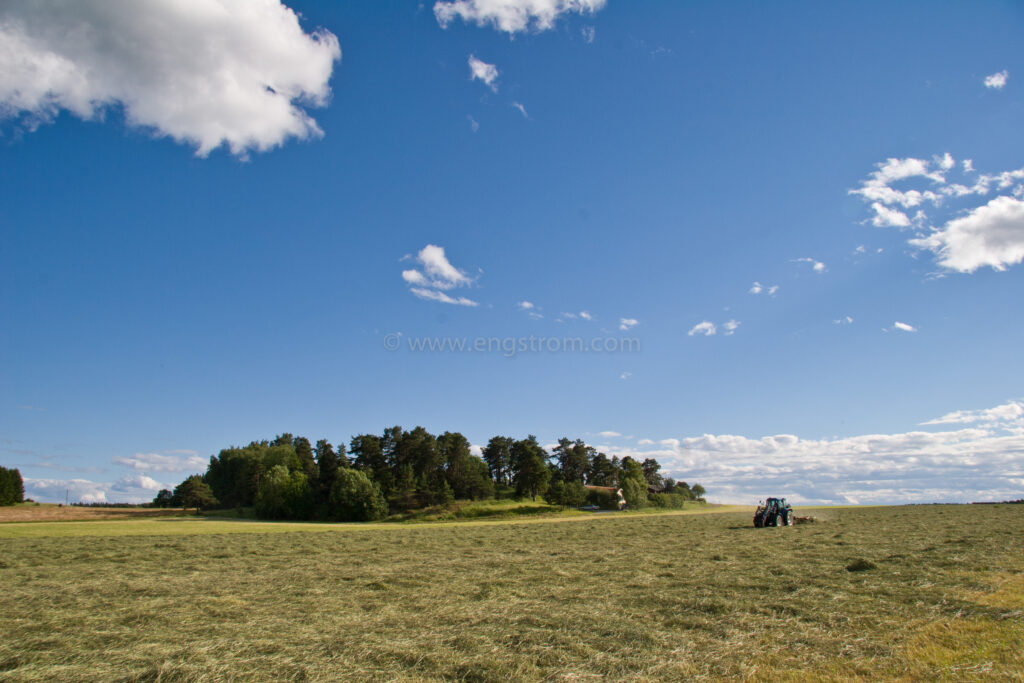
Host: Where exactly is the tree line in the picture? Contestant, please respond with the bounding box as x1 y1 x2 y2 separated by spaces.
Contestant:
0 466 25 506
155 429 705 522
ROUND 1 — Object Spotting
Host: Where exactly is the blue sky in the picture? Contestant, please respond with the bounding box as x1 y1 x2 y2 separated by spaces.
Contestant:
2 0 1023 504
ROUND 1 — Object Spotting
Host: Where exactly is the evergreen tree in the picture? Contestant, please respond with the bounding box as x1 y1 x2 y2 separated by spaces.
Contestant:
553 438 590 483
315 439 339 503
588 452 617 486
0 466 25 505
294 436 318 482
510 436 551 500
641 458 663 488
482 436 513 486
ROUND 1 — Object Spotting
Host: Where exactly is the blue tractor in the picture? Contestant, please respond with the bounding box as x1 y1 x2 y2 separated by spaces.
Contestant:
753 497 793 527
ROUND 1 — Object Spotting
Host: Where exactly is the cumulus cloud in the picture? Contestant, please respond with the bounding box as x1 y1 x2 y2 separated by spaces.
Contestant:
908 196 1024 273
25 474 168 504
435 0 606 34
401 244 479 306
619 317 638 331
688 321 716 336
468 54 499 91
605 400 1024 505
833 316 854 325
984 70 1009 90
579 311 593 321
722 320 740 336
851 154 1024 273
0 0 340 157
892 321 916 332
619 371 632 380
516 301 535 310
598 431 622 438
111 452 206 473
921 399 1024 427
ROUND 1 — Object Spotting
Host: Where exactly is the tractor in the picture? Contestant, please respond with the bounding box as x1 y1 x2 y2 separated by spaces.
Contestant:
753 497 793 527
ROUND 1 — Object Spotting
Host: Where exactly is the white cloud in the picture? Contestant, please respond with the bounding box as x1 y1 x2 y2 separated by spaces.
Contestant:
984 70 1009 90
921 400 1024 426
0 0 340 157
581 25 595 43
870 202 911 227
402 269 431 286
893 321 916 332
604 400 1024 505
619 317 638 331
470 444 484 457
598 431 622 438
435 0 607 34
579 311 593 321
111 452 206 473
25 474 168 504
909 196 1024 273
401 245 478 305
749 282 779 295
794 257 826 273
516 301 535 310
852 155 1024 274
833 316 854 325
410 287 479 306
688 321 716 337
619 371 632 380
722 319 740 336
468 54 499 91
511 101 528 118
468 115 480 133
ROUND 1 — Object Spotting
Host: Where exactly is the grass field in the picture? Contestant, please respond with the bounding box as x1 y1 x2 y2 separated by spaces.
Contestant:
1 504 1022 681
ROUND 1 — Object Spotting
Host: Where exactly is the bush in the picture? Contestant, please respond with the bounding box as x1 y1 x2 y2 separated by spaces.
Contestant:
328 469 388 522
649 493 688 509
545 481 588 508
254 466 312 520
622 478 647 509
585 488 620 510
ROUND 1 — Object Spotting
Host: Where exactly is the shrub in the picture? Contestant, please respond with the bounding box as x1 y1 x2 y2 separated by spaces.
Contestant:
649 493 688 509
586 488 619 510
328 469 388 522
622 478 647 509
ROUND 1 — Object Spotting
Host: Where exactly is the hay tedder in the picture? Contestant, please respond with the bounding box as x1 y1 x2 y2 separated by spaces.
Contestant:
753 497 793 527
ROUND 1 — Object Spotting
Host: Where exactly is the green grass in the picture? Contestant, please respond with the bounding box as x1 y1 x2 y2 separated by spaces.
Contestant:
1 504 1022 680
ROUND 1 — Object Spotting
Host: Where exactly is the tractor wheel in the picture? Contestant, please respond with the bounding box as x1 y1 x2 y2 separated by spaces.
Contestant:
753 516 762 528
785 512 794 526
774 514 782 527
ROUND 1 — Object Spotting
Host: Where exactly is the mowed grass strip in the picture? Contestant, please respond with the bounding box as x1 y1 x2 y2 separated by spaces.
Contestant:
0 504 743 540
1 505 1022 681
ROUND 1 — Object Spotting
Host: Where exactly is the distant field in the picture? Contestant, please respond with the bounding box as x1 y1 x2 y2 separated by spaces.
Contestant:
1 505 1022 681
0 503 190 524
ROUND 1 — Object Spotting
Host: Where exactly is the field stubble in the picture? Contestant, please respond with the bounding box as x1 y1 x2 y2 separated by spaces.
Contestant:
0 505 1022 681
